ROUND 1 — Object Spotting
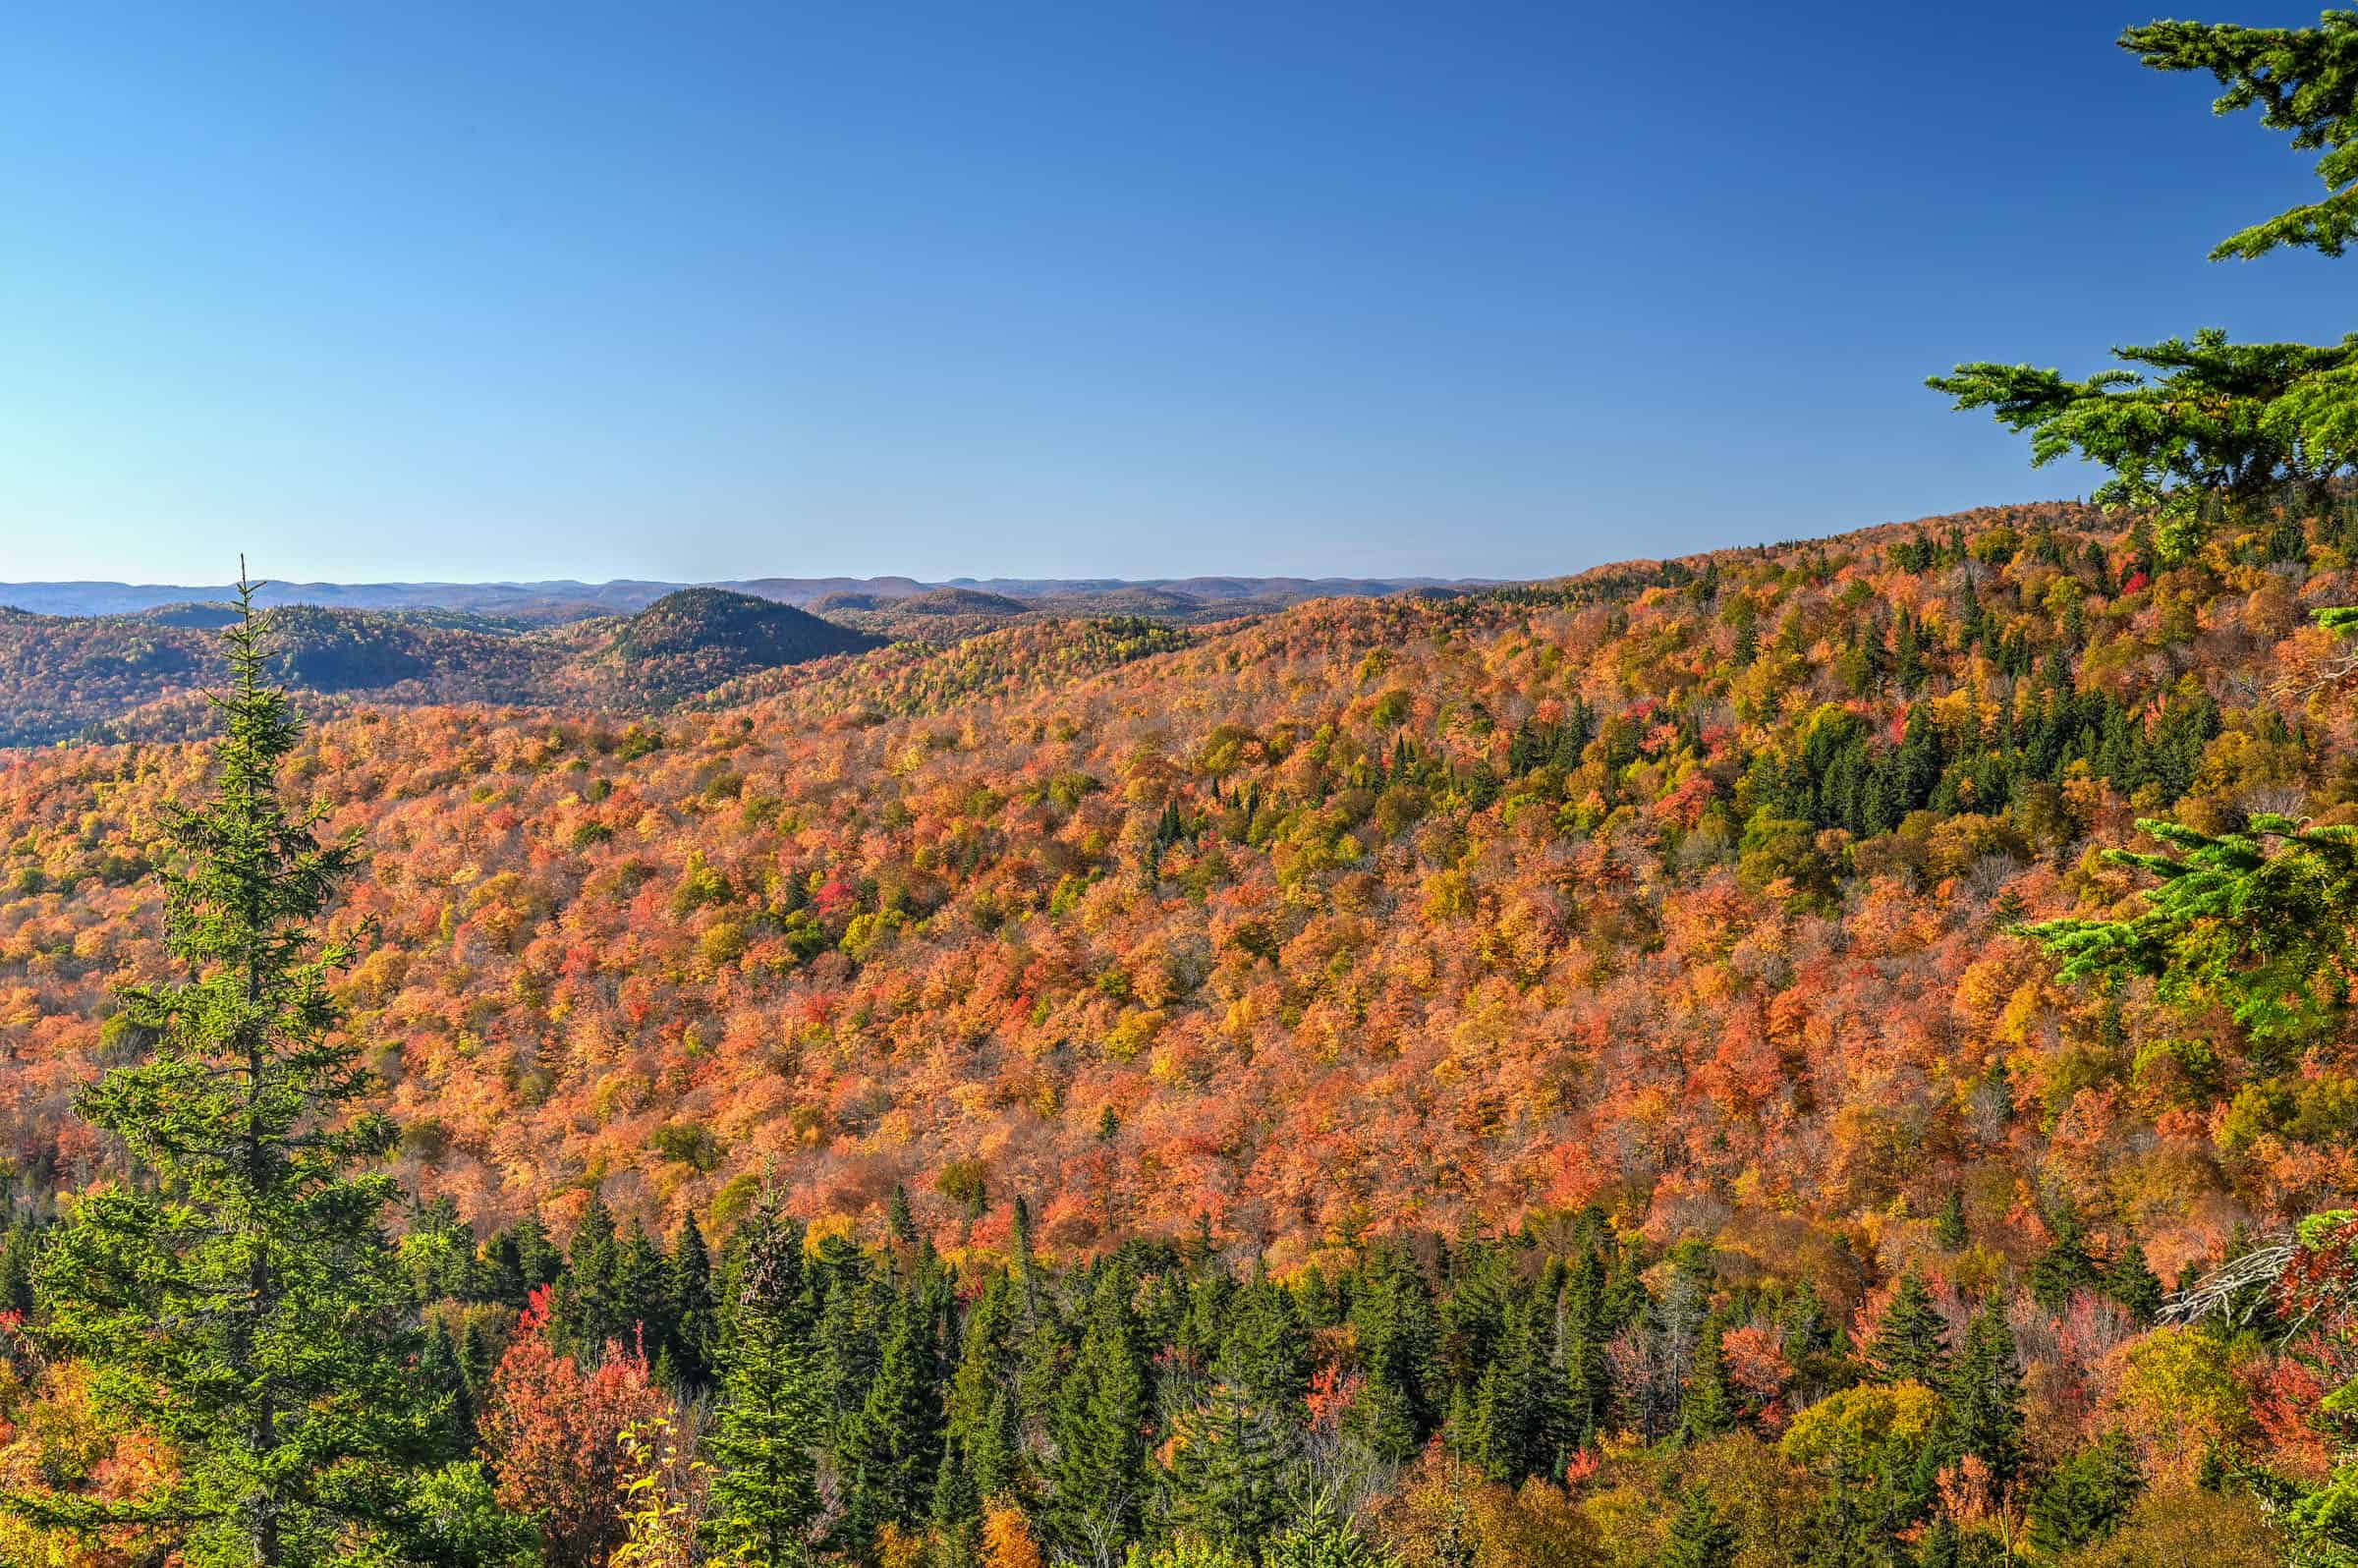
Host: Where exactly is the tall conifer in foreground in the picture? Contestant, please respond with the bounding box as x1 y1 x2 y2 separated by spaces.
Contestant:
6 576 442 1564
707 1198 826 1566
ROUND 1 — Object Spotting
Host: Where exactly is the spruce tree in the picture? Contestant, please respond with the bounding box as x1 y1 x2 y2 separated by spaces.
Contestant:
1225 1275 1311 1418
421 1316 474 1462
483 1215 561 1310
1868 1270 1948 1384
707 1199 827 1566
1659 1483 1740 1568
614 1218 671 1363
556 1190 623 1355
1945 1305 2026 1485
9 580 448 1564
1461 1299 1560 1483
1349 1244 1438 1462
945 1271 1026 1506
1935 1192 1970 1252
2101 1241 2164 1322
2027 1204 2100 1310
888 1181 920 1248
457 1313 501 1412
2029 1431 2142 1556
1561 1324 1612 1450
1047 1266 1151 1565
668 1212 718 1388
1263 1499 1382 1568
811 1229 881 1432
1679 1320 1739 1442
0 1218 41 1316
1166 1340 1290 1550
837 1282 945 1549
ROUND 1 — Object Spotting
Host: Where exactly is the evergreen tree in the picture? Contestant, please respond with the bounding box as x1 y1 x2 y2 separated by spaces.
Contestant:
1679 1320 1739 1441
457 1313 502 1412
945 1272 1026 1506
1011 1193 1042 1321
812 1230 881 1432
1225 1275 1310 1419
1166 1340 1290 1550
421 1316 474 1462
668 1212 718 1388
1263 1499 1382 1568
0 1219 41 1316
1047 1266 1151 1566
1868 1271 1948 1384
1935 1192 1970 1252
482 1216 561 1311
555 1190 623 1355
929 1433 983 1568
2027 1204 2100 1310
8 580 456 1565
614 1217 672 1360
1659 1484 1740 1568
1349 1244 1439 1462
709 1200 825 1566
1561 1323 1612 1450
837 1283 945 1549
1460 1298 1561 1483
1945 1305 2026 1485
2101 1241 2164 1322
2029 1430 2142 1556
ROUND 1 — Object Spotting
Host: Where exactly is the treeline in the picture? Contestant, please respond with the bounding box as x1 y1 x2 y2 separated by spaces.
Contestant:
0 1173 2279 1567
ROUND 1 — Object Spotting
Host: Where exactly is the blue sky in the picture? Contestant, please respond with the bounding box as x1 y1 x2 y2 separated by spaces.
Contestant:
0 1 2337 584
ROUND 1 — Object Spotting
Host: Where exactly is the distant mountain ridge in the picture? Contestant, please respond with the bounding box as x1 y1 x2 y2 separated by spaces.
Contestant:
0 573 1488 621
0 589 885 747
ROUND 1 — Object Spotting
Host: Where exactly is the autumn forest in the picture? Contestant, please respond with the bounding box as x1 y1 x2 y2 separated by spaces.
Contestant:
9 9 2358 1568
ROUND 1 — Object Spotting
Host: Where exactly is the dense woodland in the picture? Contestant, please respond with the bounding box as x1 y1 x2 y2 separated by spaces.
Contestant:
7 8 2358 1567
0 484 2350 1567
0 590 886 748
0 579 1441 749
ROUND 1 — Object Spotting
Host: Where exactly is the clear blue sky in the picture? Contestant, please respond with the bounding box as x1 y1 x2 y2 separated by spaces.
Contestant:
0 1 2338 584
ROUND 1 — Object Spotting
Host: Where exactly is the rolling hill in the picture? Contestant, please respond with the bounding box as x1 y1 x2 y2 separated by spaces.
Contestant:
0 592 878 747
4 497 2357 1561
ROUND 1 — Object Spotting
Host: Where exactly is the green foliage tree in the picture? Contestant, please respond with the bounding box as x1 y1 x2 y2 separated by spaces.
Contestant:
1049 1267 1151 1567
667 1212 717 1389
1659 1483 1739 1568
1350 1245 1440 1464
707 1200 826 1566
2103 1242 2166 1323
1935 1192 1969 1253
1263 1499 1385 1568
5 580 453 1565
1944 1306 2025 1486
2122 12 2358 259
555 1190 623 1356
1165 1343 1290 1550
2028 1430 2142 1556
2028 1203 2101 1311
1927 332 2358 559
2024 814 2358 1052
1932 12 2358 562
1458 1300 1560 1483
1679 1321 1740 1443
1867 1271 1947 1385
836 1282 945 1549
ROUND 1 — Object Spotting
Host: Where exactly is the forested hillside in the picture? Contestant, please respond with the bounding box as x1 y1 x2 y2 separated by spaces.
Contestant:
0 493 2354 1564
8 8 2358 1565
0 592 886 746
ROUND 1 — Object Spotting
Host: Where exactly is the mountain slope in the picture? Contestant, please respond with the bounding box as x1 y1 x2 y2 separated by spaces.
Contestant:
0 500 2348 1294
0 592 888 746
